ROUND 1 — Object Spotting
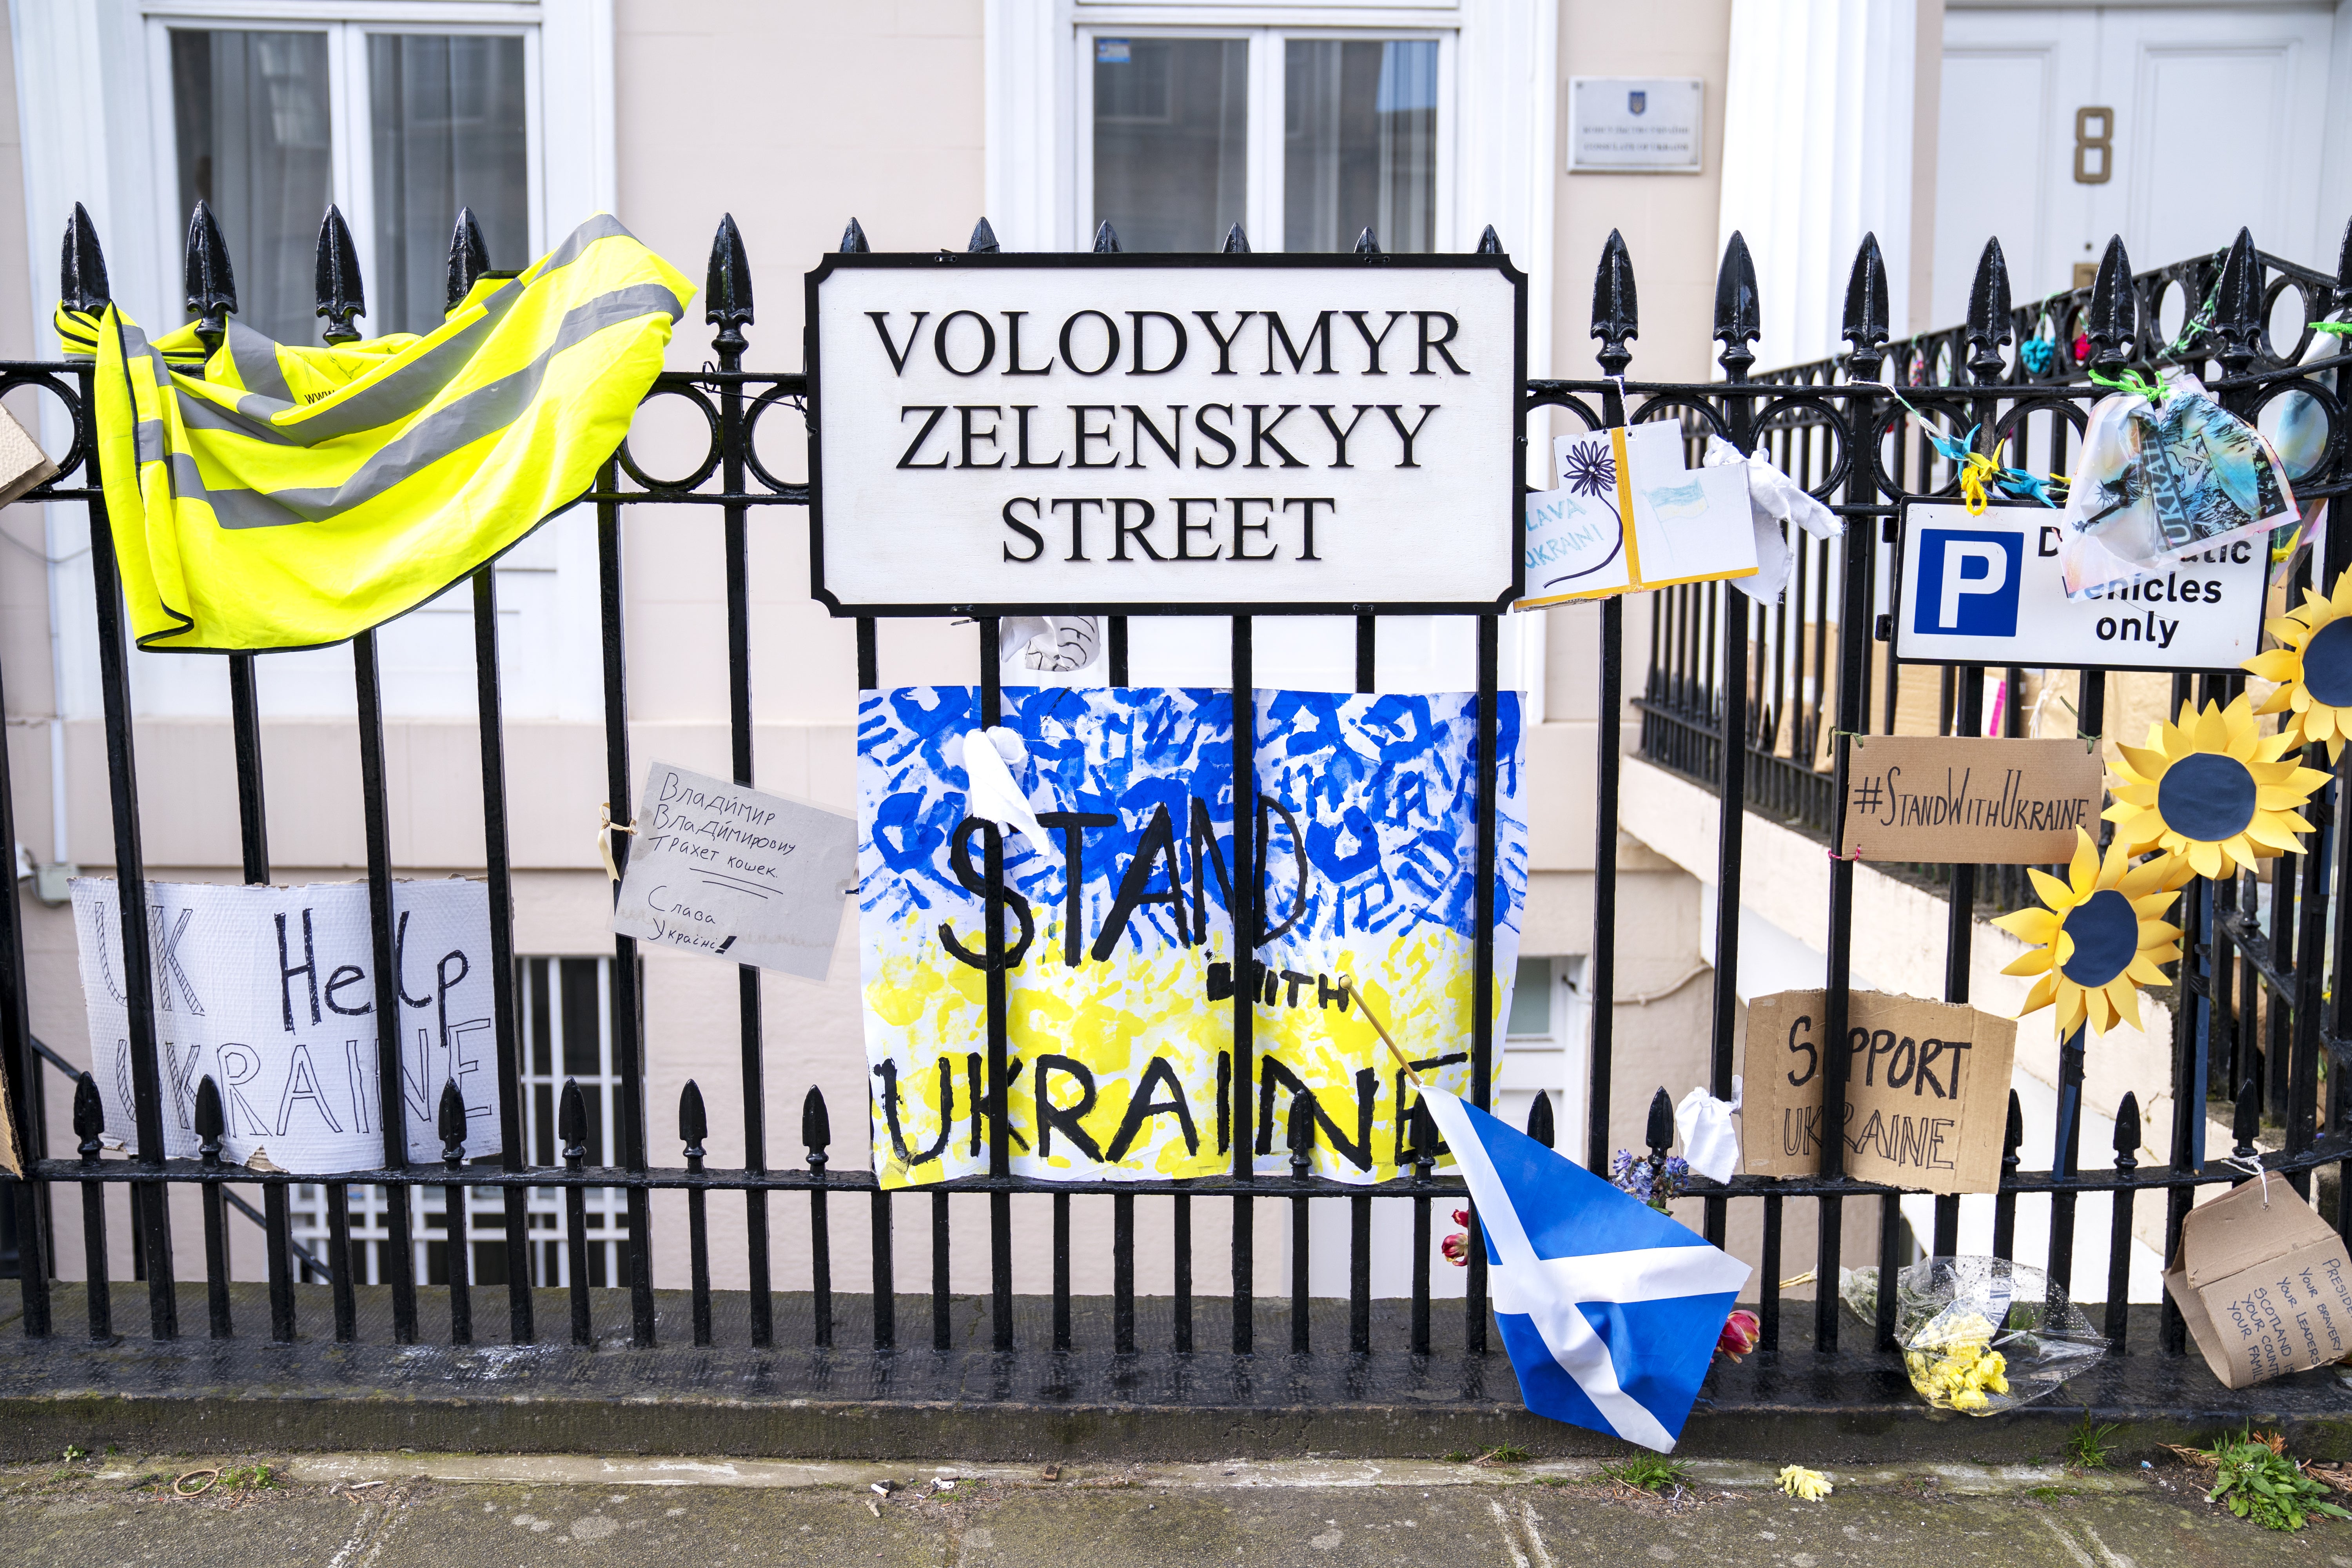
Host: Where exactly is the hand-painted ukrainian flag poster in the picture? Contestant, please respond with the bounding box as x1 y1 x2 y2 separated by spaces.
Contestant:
858 686 1527 1187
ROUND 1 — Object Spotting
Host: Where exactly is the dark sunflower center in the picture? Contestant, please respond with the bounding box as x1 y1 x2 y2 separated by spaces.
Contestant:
2155 751 2257 843
2059 888 2139 988
2303 616 2352 707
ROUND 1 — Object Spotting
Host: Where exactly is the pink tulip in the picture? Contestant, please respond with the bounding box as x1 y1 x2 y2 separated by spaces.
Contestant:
1715 1308 1761 1363
1441 1231 1469 1267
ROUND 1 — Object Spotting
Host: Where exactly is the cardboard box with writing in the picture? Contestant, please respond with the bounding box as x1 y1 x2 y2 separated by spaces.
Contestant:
2164 1178 2352 1389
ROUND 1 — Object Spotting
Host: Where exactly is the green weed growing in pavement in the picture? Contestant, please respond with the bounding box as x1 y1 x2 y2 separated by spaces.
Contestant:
1599 1455 1686 1493
2200 1428 2350 1532
1474 1443 1535 1466
2066 1416 2120 1469
61 1446 85 1463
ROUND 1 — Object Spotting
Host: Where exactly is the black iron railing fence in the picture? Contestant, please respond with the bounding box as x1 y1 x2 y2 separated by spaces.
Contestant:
1628 224 2352 1356
1 200 2349 1387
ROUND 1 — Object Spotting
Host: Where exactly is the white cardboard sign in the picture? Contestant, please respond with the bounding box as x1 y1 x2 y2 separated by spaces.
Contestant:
1518 423 1755 604
808 258 1523 612
612 761 859 978
1893 500 2267 672
69 878 500 1173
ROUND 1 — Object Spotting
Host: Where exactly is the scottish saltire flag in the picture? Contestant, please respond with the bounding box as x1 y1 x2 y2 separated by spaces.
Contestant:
1421 1088 1750 1452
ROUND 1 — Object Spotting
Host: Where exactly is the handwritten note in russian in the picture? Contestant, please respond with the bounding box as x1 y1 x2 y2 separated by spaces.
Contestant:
612 762 858 978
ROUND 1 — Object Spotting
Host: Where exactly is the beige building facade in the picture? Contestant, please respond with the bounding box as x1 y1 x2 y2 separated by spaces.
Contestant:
5 0 2350 1302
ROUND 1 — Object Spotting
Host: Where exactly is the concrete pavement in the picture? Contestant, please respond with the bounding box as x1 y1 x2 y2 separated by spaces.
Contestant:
2 1451 2347 1567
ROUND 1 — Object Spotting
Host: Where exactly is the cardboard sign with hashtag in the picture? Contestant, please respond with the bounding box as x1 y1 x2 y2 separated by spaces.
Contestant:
1834 735 2104 864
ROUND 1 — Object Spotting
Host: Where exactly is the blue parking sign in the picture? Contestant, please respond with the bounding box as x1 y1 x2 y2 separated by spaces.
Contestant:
1912 528 2022 637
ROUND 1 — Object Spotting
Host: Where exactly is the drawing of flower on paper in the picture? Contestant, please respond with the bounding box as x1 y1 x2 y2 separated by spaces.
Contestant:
1560 440 1619 508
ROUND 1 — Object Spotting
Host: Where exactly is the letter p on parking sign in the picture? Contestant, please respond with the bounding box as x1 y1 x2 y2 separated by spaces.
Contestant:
1915 529 2020 636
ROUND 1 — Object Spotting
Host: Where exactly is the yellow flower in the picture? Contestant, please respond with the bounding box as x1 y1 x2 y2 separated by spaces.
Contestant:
2246 569 2352 760
1992 828 2182 1037
1777 1465 1833 1501
2103 695 2327 880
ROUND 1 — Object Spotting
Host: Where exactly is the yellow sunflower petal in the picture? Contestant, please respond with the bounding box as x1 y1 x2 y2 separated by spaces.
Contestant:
2067 828 2100 889
2189 839 2224 880
1999 908 2061 944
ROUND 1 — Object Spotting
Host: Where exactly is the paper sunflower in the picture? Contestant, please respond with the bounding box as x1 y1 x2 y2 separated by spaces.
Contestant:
1992 829 2182 1037
2103 695 2327 880
2246 572 2352 760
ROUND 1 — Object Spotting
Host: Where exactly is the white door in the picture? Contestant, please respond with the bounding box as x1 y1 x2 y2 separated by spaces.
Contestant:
1934 6 2334 326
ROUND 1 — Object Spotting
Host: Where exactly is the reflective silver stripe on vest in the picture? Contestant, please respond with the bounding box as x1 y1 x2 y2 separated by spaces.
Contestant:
198 283 686 530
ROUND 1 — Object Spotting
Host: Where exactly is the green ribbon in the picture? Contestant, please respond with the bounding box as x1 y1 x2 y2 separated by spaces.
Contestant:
2087 367 2166 403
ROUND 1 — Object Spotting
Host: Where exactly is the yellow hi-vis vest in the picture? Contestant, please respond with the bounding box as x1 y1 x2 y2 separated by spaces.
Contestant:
60 214 690 652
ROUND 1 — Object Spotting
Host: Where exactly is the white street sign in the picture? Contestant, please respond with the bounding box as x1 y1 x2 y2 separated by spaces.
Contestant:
807 257 1524 614
1893 501 2268 673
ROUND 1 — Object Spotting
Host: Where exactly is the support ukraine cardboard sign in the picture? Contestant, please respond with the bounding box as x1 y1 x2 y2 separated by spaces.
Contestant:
858 686 1526 1187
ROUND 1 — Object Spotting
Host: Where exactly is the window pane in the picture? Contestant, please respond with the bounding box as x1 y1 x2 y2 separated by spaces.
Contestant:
369 33 529 334
170 29 332 345
1093 38 1247 252
1507 956 1552 1037
1284 40 1437 254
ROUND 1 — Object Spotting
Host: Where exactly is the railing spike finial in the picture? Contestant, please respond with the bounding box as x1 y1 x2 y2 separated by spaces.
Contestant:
2214 227 2264 375
2232 1076 2263 1162
967 216 1001 254
195 1076 224 1167
1221 223 1251 255
314 205 365 346
1591 229 1639 378
437 1078 468 1167
1645 1087 1675 1156
446 207 490 311
706 212 753 354
2112 1091 2141 1166
840 216 871 254
61 202 110 314
1354 226 1381 256
679 1080 708 1167
558 1078 586 1168
2086 235 2137 370
1409 1096 1438 1171
1713 231 1759 379
803 1084 831 1173
2335 214 2352 315
184 199 237 354
1287 1093 1315 1177
1476 225 1502 256
73 1071 104 1162
1525 1090 1555 1151
1093 220 1121 254
1842 231 1890 382
2003 1089 2025 1158
1965 237 2013 383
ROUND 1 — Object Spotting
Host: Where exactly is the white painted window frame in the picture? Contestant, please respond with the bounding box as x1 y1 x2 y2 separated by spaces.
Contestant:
9 0 614 722
985 0 1552 703
136 10 549 336
986 0 1552 362
1067 21 1456 258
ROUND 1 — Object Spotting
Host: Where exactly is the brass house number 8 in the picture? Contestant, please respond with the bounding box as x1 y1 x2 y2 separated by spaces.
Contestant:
2074 106 2114 184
